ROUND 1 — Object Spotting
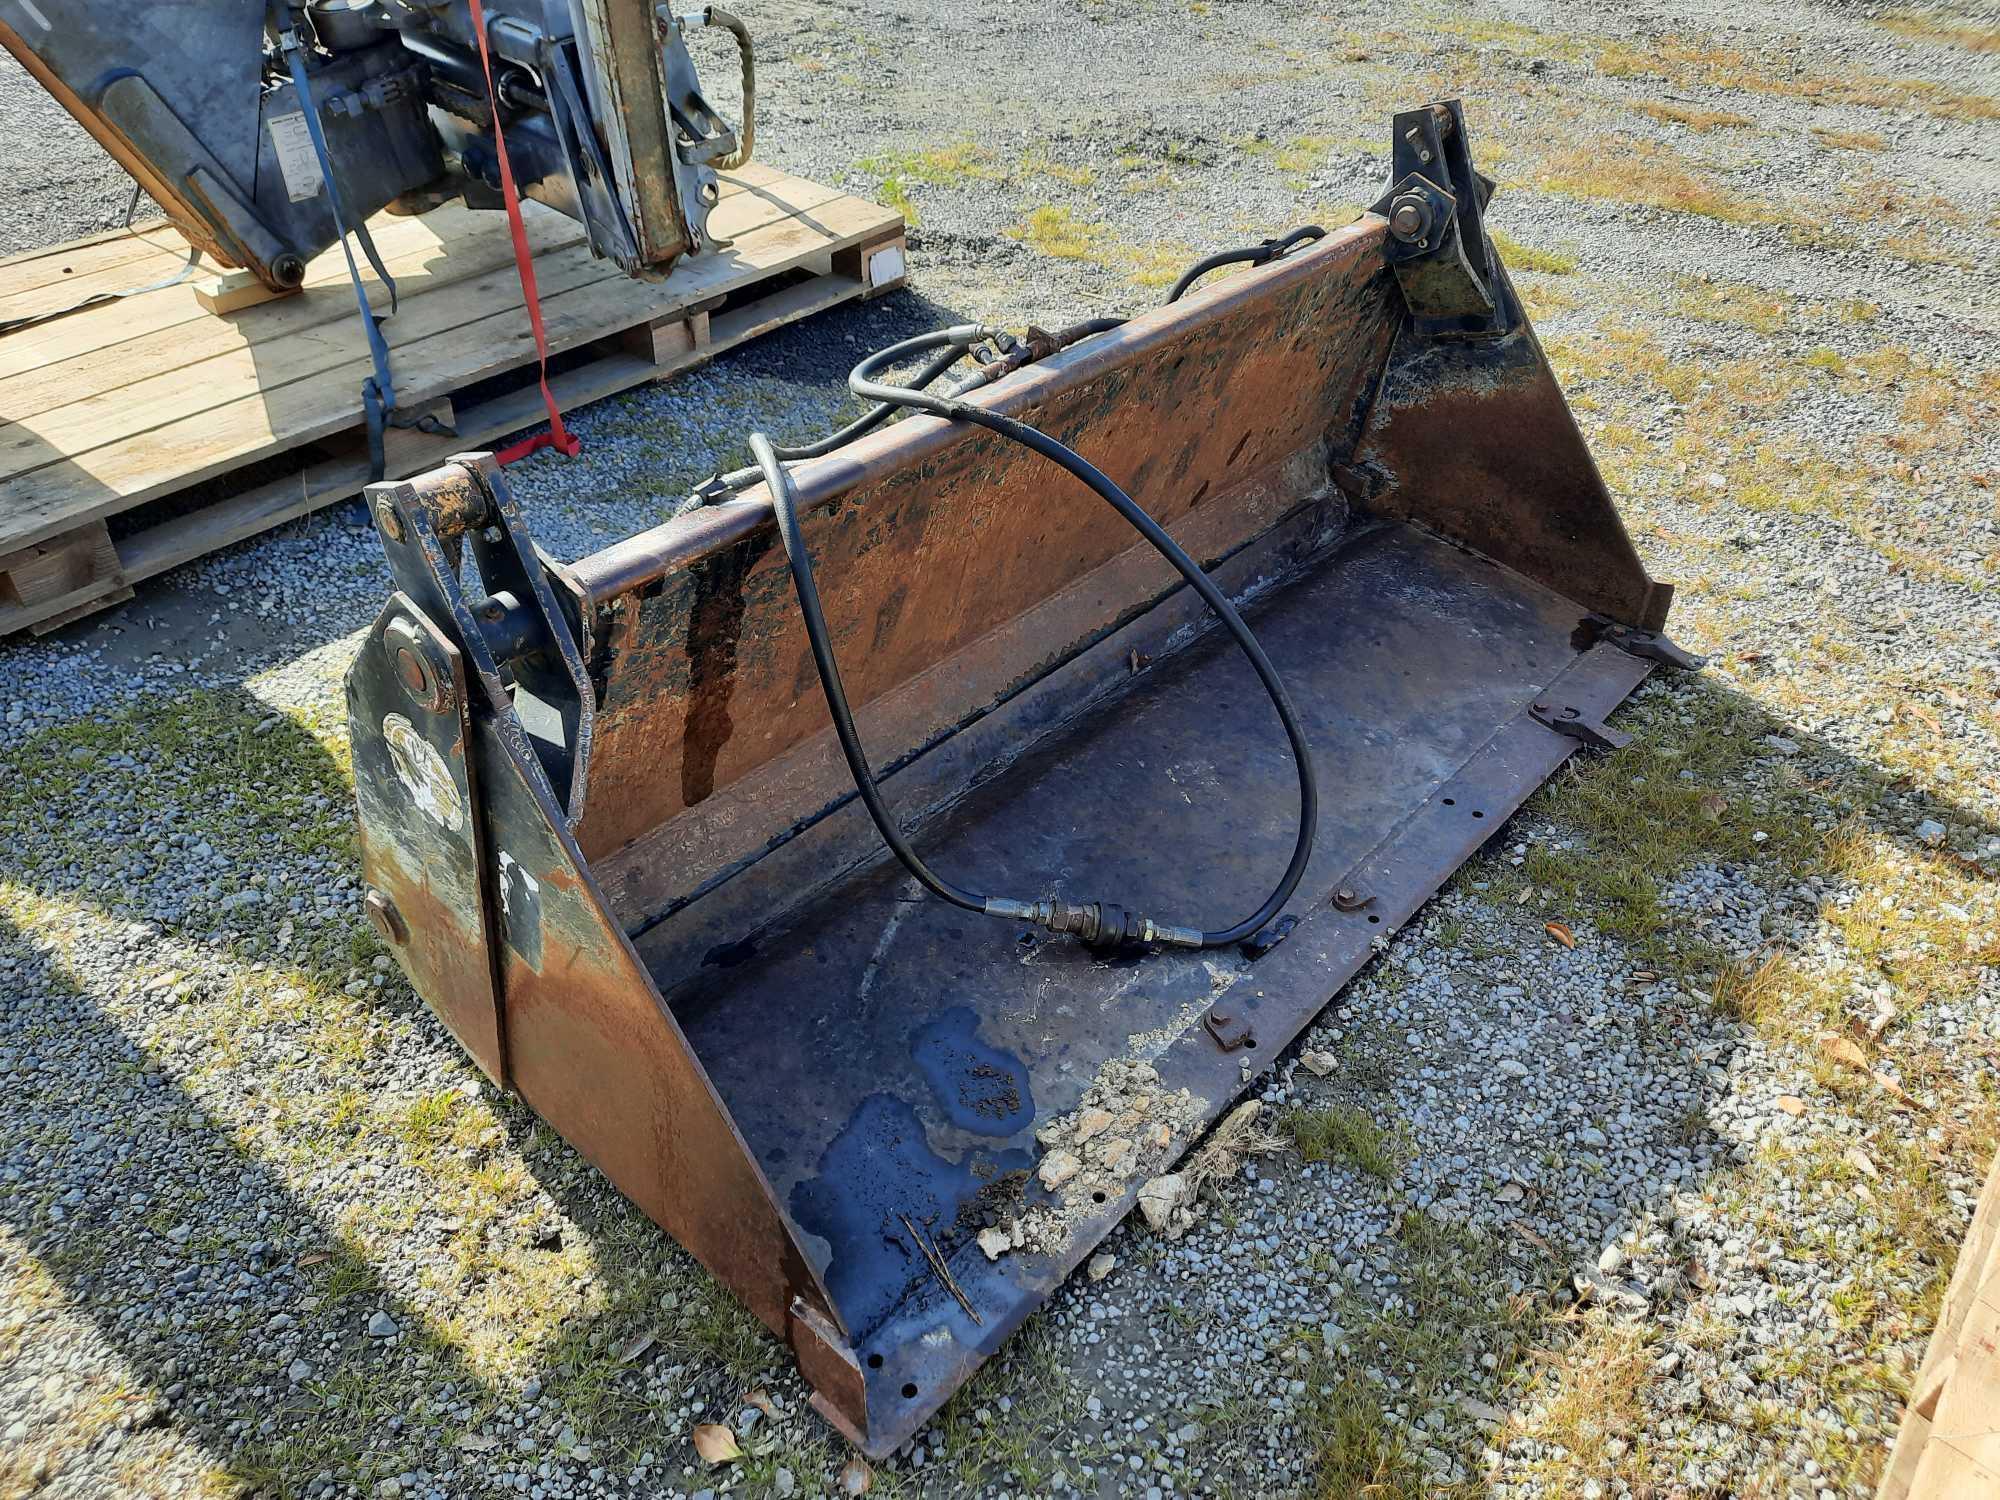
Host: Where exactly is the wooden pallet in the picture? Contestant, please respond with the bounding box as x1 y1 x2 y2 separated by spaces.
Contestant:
1880 1147 2000 1498
0 164 905 635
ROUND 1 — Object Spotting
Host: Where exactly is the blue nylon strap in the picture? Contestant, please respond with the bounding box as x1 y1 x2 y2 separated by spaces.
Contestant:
275 20 401 477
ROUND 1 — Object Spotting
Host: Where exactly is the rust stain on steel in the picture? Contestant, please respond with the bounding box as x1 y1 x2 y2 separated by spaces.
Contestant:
1353 271 1674 632
570 223 1398 861
678 530 774 806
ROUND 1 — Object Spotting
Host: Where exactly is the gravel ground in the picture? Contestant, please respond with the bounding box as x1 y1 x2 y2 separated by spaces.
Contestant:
3 3 1998 1498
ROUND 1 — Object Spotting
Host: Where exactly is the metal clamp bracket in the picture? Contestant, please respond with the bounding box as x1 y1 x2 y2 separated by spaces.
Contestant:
1597 622 1707 672
1530 699 1631 753
1203 1006 1257 1052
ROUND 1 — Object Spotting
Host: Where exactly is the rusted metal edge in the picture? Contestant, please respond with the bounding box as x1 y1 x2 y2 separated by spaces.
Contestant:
842 639 1655 1456
569 218 1391 603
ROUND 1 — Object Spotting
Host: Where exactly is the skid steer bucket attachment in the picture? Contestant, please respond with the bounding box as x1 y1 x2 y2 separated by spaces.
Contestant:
346 100 1694 1456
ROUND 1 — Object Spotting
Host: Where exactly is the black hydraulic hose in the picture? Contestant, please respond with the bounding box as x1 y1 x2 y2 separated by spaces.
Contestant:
1165 224 1326 304
753 429 987 915
750 320 1319 951
697 339 979 500
769 341 973 461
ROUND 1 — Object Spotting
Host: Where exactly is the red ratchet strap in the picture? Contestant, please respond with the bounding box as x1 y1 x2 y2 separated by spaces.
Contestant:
466 0 581 465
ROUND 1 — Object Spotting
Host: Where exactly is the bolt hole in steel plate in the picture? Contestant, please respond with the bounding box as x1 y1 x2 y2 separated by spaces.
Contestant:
657 521 1650 1442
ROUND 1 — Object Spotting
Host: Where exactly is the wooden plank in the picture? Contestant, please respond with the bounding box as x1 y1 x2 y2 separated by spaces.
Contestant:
0 220 190 294
0 165 900 625
620 308 711 366
0 215 172 272
0 166 788 348
115 351 662 583
708 273 865 351
1925 1287 2000 1470
194 269 300 316
0 190 893 551
0 175 852 476
1881 1406 1932 1500
0 205 588 390
1907 1437 1999 1499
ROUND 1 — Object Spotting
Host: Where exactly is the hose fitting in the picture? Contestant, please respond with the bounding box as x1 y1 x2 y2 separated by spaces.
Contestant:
985 898 1204 951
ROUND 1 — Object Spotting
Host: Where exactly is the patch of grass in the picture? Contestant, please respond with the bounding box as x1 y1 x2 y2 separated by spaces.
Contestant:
1597 33 2000 121
1673 275 1793 333
1874 10 2000 51
1881 230 1974 268
1812 126 1889 151
1634 99 1752 131
1019 152 1096 188
1240 133 1335 186
859 141 1001 187
875 176 917 226
1305 1373 1437 1498
1510 1320 1654 1485
1475 679 1849 965
1006 203 1103 259
1281 1103 1400 1181
1535 140 1792 226
857 141 1004 228
1488 227 1577 274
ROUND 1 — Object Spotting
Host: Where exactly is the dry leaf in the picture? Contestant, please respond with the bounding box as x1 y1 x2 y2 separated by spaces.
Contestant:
1697 790 1727 821
1774 1095 1807 1117
1511 1221 1554 1254
1492 1182 1524 1204
691 1424 742 1466
1515 886 1535 906
1817 1032 1868 1071
614 1329 657 1365
743 1388 778 1419
1545 921 1576 949
1844 1146 1879 1180
1870 1070 1918 1108
839 1455 875 1495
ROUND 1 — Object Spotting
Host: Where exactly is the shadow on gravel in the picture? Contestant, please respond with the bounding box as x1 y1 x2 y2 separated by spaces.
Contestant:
0 689 525 1496
1 606 1994 1498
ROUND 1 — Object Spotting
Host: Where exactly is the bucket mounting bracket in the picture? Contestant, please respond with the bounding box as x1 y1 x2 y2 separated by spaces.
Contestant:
365 455 598 828
1370 98 1512 339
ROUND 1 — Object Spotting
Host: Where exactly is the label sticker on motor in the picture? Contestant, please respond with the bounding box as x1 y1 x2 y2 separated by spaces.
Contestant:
267 112 325 203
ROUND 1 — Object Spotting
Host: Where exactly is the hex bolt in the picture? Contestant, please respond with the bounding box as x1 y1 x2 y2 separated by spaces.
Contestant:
375 497 406 543
363 888 407 946
1387 196 1431 243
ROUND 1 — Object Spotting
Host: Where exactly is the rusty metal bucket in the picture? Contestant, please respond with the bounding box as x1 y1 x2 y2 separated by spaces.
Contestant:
344 101 1693 1455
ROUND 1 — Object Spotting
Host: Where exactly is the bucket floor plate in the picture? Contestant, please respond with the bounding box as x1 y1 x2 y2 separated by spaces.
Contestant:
662 519 1649 1448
